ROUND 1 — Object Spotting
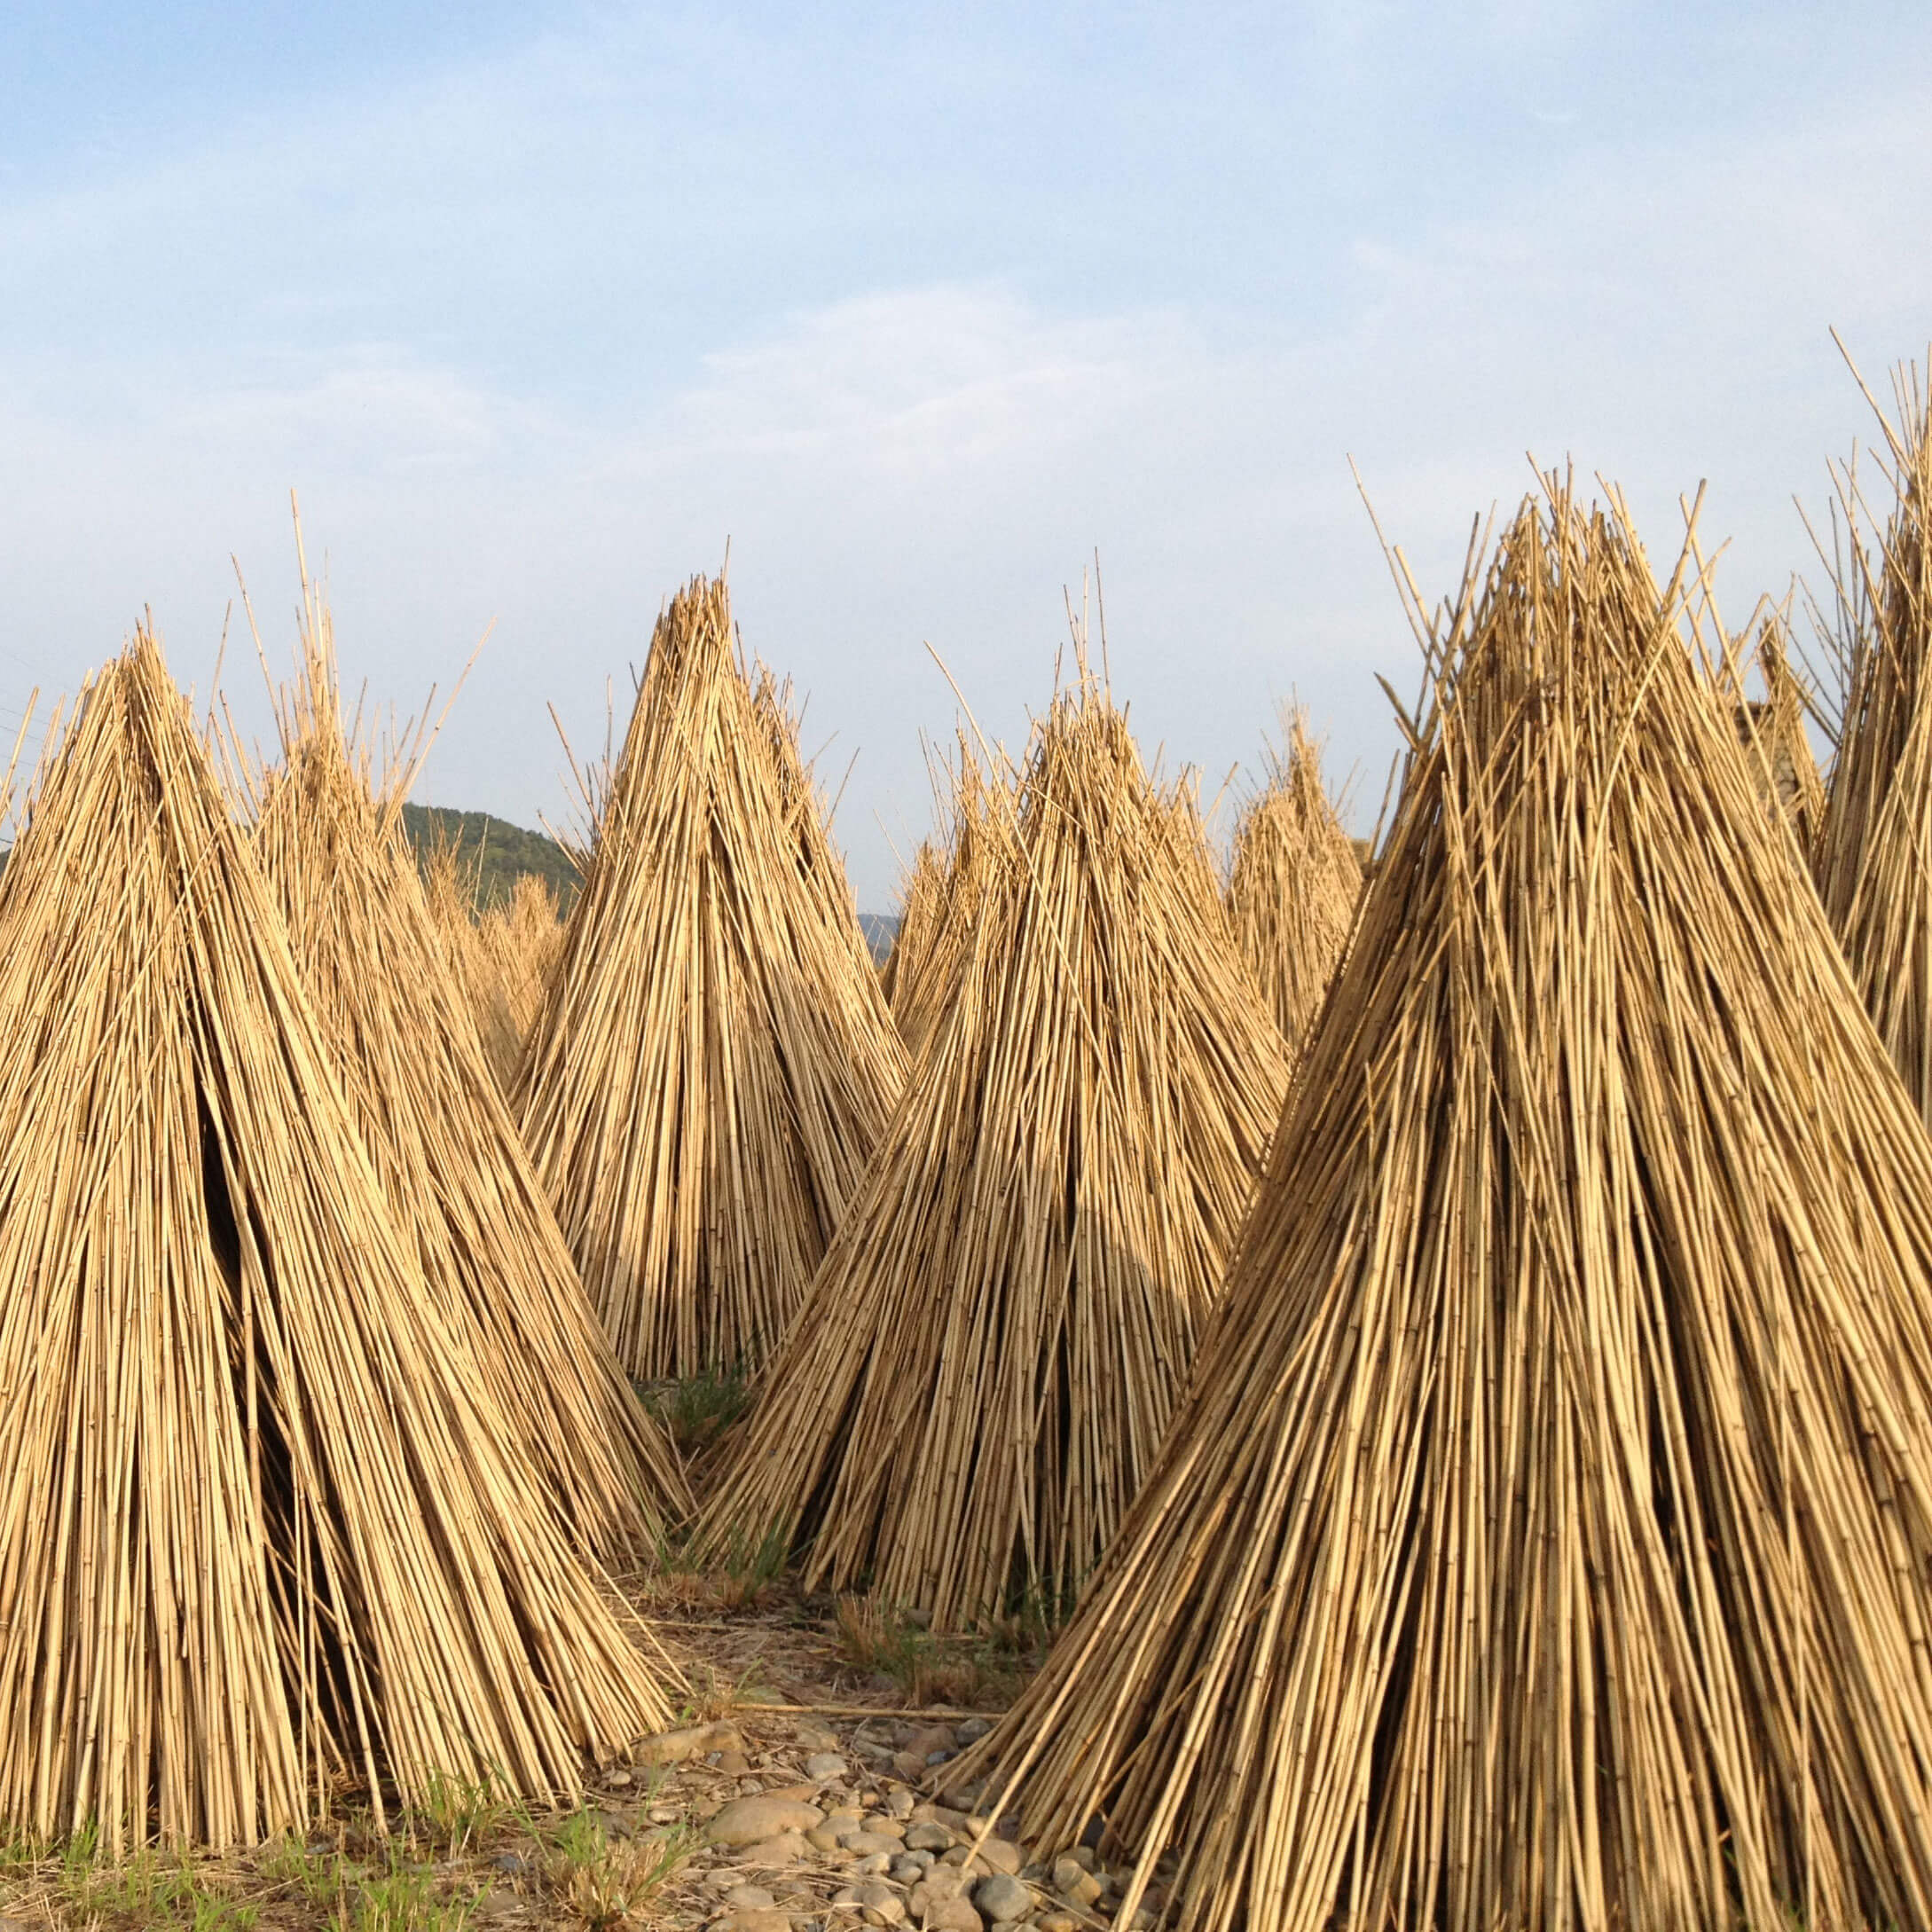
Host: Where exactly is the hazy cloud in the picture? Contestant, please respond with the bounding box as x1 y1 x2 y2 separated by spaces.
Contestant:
2 7 1930 901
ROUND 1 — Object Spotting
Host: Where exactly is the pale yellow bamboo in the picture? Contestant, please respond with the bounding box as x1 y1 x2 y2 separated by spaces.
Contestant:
1813 356 1932 1124
0 632 672 1854
247 573 690 1552
517 573 908 1380
954 481 1932 1932
699 663 1290 1631
1224 706 1362 1052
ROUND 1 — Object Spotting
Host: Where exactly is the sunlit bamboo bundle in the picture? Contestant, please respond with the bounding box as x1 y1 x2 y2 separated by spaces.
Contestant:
699 668 1291 1631
878 837 942 1008
752 664 883 988
954 481 1932 1932
1718 608 1827 855
473 871 566 1086
885 735 997 1059
1224 707 1361 1049
1812 357 1932 1121
418 824 503 1046
0 632 671 1854
249 579 689 1554
518 572 908 1380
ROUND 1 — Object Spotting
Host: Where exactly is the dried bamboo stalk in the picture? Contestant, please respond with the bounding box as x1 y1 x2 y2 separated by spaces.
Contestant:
1224 706 1361 1050
699 668 1290 1631
249 575 690 1554
878 836 941 1009
0 631 671 1854
885 736 998 1061
468 873 566 1090
517 573 908 1380
954 480 1932 1932
1813 356 1932 1122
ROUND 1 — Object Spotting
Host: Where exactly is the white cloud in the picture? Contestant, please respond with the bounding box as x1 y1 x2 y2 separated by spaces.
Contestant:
2 60 1931 901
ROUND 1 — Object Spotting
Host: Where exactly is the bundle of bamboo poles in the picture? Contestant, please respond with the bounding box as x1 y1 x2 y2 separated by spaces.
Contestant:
248 575 689 1553
753 664 884 986
0 632 671 1853
518 572 908 1380
1732 609 1826 850
697 669 1291 1631
878 837 942 1007
884 736 996 1059
414 831 547 1089
953 481 1932 1932
1812 357 1932 1120
1223 706 1360 1049
418 825 498 1028
472 871 567 1087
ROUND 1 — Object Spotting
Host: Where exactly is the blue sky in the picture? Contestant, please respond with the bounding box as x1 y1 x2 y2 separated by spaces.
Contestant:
4 3 1930 901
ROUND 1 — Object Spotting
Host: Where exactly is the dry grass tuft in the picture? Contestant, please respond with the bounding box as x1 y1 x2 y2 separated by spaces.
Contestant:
545 1811 694 1930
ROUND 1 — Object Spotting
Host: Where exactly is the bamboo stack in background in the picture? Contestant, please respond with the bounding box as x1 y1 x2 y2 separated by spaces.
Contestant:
884 736 996 1060
1223 706 1361 1050
473 872 566 1085
954 482 1932 1932
1732 609 1826 850
0 632 671 1853
518 572 908 1381
1811 357 1932 1120
878 837 942 1008
248 570 690 1552
418 828 501 1055
698 665 1290 1631
753 665 884 986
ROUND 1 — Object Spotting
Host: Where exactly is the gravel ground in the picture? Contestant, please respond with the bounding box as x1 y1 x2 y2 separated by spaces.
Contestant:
0 1578 1174 1932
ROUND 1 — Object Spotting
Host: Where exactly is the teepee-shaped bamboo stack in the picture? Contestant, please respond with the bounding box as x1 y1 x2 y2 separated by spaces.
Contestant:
878 837 942 1008
249 575 689 1553
0 632 670 1853
752 664 882 984
883 737 997 1060
1224 707 1360 1049
1812 358 1932 1121
417 829 519 1082
955 483 1932 1932
1732 609 1826 851
699 669 1291 1631
518 572 908 1381
474 871 566 1072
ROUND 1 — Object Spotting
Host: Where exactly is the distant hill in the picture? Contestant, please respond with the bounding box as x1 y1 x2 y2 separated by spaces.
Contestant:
399 802 580 915
857 912 899 966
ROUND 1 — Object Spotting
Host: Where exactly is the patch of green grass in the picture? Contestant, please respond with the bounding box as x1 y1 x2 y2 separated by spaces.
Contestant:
408 1769 507 1857
59 1813 101 1880
544 1810 694 1930
332 1846 477 1932
186 1893 261 1932
834 1595 1031 1708
56 1840 259 1930
638 1363 753 1458
0 1821 43 1879
714 1520 791 1611
259 1833 355 1914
